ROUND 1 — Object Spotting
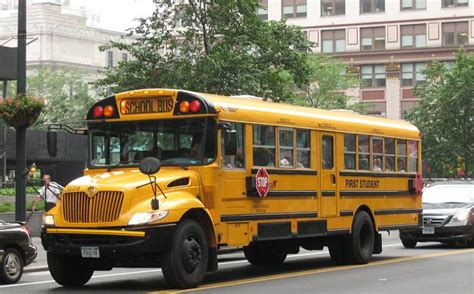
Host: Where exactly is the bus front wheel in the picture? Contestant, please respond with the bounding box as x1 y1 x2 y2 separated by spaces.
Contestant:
160 219 209 289
47 253 93 287
243 243 287 267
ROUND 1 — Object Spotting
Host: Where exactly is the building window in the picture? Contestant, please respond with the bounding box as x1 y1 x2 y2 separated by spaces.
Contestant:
360 0 385 13
401 24 426 48
321 29 346 53
401 0 426 10
442 22 469 46
401 63 427 87
361 27 385 51
258 0 268 21
122 53 128 62
107 51 113 68
442 0 469 8
282 0 307 18
321 0 345 16
361 65 386 88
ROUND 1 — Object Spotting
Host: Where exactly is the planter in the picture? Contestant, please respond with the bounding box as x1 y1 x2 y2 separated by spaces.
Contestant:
0 95 44 128
6 109 42 128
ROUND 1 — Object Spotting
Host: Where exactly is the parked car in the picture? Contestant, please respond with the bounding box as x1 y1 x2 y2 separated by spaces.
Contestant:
0 220 37 284
400 181 474 248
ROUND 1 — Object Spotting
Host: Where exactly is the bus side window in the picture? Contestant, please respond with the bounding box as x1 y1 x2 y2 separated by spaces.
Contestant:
279 128 294 167
358 135 369 170
296 130 310 168
408 140 418 172
222 123 245 168
344 134 356 170
253 125 275 167
371 137 383 171
397 139 407 172
385 138 395 172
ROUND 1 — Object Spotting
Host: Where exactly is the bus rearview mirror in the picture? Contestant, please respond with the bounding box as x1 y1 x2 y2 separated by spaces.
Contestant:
139 157 162 175
47 131 58 157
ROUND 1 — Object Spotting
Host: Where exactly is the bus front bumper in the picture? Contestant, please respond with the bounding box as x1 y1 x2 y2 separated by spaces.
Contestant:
41 224 177 261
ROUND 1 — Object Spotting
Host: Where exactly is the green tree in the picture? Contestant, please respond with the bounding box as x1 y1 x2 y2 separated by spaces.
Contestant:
97 0 356 110
407 50 473 178
8 67 95 127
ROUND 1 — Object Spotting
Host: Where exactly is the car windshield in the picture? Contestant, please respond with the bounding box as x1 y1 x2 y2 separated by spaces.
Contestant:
89 118 216 168
422 184 474 204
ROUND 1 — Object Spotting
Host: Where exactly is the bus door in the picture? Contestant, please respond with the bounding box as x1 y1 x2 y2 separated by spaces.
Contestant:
220 123 247 209
320 132 338 217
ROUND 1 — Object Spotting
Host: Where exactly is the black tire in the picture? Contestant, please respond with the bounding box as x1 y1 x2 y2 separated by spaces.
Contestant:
47 253 94 287
401 239 417 248
243 243 287 267
160 219 209 289
0 248 23 284
349 211 375 264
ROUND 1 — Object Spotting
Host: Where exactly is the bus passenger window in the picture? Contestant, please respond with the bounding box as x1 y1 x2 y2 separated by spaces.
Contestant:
344 134 356 170
222 123 245 168
253 125 275 167
371 137 383 171
397 139 407 172
408 140 418 172
279 128 294 167
297 130 310 168
358 135 369 170
322 135 334 170
385 138 395 172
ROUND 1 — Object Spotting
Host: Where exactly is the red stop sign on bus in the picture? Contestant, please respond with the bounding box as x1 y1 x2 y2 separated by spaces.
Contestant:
256 168 270 197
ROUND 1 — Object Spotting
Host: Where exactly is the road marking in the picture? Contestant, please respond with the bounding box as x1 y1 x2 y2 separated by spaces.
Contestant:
0 243 412 289
149 248 474 293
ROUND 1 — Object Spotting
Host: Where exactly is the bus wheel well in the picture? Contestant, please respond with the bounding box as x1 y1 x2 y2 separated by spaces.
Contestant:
181 209 217 248
354 205 376 232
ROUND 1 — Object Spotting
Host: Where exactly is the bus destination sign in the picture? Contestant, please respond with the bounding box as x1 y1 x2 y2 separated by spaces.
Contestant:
120 97 174 114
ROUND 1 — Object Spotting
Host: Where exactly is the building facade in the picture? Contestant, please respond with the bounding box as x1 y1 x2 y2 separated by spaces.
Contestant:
0 1 132 85
260 0 474 119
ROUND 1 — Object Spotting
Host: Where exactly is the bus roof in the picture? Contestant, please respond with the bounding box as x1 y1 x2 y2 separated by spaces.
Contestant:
112 89 420 139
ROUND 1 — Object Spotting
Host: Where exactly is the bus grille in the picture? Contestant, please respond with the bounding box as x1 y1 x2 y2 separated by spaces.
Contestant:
62 191 124 223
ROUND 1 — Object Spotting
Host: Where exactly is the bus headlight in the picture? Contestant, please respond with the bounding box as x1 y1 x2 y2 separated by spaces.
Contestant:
43 215 55 226
128 211 169 226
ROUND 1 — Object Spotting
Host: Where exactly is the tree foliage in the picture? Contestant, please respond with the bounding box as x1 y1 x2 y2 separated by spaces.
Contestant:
407 50 473 177
97 0 358 109
7 67 95 127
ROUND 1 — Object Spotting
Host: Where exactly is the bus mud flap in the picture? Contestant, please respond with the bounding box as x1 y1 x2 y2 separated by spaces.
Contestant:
373 233 382 254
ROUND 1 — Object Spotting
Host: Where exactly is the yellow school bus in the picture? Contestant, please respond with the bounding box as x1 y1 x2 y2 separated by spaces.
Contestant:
41 88 422 288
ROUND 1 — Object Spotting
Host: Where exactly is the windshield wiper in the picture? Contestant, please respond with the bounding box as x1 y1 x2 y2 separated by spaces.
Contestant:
161 163 188 170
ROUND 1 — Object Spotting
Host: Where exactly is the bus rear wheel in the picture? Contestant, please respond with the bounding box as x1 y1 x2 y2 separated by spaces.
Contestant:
349 211 375 264
47 253 93 287
243 243 287 267
160 219 209 289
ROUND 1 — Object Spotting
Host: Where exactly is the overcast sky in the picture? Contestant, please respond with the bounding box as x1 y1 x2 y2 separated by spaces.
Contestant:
69 0 155 32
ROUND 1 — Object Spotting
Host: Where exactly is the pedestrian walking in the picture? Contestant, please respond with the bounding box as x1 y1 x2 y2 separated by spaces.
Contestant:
32 174 63 212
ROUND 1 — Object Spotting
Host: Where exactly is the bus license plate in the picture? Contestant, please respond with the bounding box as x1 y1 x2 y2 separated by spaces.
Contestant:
81 247 100 258
422 227 435 234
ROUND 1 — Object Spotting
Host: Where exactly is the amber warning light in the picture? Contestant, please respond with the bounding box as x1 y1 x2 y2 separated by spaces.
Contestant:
120 97 174 114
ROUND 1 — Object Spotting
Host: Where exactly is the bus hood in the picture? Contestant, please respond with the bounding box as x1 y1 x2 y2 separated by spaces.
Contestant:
66 168 198 190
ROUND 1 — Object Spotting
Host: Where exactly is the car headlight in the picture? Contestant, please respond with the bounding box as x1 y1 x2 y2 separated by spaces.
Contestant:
43 214 55 226
446 209 472 226
128 211 169 226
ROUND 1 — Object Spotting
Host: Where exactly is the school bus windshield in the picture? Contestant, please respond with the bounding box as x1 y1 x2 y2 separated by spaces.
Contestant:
89 117 217 168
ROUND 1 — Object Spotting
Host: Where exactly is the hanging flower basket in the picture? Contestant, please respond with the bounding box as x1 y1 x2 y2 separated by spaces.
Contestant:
0 94 44 128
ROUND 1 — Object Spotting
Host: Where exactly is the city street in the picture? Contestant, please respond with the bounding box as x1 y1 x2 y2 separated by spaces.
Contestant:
1 232 473 294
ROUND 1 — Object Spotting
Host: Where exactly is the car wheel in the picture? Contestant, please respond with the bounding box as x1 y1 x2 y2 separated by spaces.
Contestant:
47 253 94 287
160 219 209 289
243 243 287 267
0 248 24 284
401 239 417 248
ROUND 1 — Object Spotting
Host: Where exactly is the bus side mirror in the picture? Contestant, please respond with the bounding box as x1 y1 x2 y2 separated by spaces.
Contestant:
224 130 237 156
139 157 161 175
47 131 58 158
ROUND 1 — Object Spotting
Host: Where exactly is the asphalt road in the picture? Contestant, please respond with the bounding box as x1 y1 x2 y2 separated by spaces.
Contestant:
1 232 473 294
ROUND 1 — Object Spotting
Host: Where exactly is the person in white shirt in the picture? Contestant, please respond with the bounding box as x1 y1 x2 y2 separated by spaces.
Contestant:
32 174 63 212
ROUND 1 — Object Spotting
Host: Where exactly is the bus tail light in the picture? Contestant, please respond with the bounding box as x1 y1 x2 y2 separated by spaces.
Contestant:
103 105 115 117
179 101 190 113
190 100 202 113
93 106 104 118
